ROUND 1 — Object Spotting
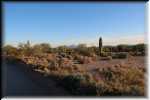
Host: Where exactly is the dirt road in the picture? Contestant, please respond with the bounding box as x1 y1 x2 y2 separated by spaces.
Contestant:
2 61 69 97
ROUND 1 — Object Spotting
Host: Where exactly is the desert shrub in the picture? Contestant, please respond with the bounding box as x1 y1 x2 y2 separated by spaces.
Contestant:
66 55 73 60
66 48 74 55
96 65 145 96
74 55 84 64
130 52 145 56
72 64 85 72
75 44 94 57
62 66 74 73
59 58 73 67
74 55 93 64
102 46 111 52
18 54 144 96
32 45 44 56
90 54 98 61
60 73 97 95
39 43 52 53
78 50 93 57
100 52 108 57
129 51 135 56
82 73 96 85
112 52 127 59
95 80 121 96
100 51 112 57
139 67 146 73
46 53 57 61
129 85 145 96
83 56 93 64
4 42 146 96
100 56 112 60
25 57 49 67
18 41 34 56
61 74 84 92
90 46 99 56
117 45 130 52
17 42 52 57
48 60 59 71
57 45 68 53
134 44 146 53
3 45 19 56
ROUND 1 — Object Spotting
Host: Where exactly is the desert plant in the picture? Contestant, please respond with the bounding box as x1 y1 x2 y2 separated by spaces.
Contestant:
99 37 103 56
76 44 94 57
57 45 68 53
48 60 59 71
61 74 84 91
18 41 33 56
96 65 145 96
100 51 112 57
112 52 127 59
2 45 18 56
100 56 112 60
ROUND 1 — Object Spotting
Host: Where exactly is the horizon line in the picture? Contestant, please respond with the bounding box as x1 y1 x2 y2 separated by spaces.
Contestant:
4 34 146 47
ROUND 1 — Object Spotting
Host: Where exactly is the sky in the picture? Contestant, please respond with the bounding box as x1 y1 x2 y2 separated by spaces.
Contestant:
3 2 146 47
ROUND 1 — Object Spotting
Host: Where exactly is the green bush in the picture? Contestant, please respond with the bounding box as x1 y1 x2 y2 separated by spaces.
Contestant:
100 56 112 60
100 52 112 57
130 52 145 56
112 52 127 59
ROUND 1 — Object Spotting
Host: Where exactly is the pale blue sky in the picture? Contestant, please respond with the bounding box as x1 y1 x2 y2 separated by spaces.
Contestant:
3 2 146 47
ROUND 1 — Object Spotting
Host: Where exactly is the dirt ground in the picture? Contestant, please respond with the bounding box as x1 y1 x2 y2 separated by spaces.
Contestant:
83 56 146 71
2 61 70 97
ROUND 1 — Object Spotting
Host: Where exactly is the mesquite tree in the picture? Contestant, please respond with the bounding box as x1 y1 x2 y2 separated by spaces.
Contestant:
99 37 102 56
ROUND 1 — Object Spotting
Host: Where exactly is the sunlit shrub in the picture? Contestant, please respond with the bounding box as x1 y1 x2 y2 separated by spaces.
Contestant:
100 52 109 57
96 65 145 96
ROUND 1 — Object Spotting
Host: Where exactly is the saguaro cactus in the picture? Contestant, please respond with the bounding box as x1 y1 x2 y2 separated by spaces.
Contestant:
99 37 102 56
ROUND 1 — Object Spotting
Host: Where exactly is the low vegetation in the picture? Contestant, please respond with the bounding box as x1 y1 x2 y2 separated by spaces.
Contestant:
2 40 146 96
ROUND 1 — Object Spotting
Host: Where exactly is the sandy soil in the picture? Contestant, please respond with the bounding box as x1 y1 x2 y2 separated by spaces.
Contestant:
83 56 146 71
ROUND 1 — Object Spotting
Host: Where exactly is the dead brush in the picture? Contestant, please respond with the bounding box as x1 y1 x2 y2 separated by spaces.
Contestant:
48 60 59 71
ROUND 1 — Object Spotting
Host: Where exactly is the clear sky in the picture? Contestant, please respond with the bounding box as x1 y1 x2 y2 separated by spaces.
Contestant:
3 2 146 47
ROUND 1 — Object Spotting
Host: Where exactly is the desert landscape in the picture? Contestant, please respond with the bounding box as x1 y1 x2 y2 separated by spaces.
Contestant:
2 38 146 96
3 2 146 97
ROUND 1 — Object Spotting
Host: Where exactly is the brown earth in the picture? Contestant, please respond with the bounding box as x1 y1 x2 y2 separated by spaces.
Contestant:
84 56 146 71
